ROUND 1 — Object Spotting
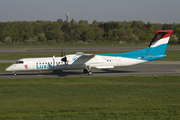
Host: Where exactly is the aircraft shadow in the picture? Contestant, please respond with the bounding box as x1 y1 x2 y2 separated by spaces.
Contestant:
0 71 84 77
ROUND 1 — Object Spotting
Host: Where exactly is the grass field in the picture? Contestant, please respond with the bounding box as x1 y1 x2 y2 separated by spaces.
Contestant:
1 45 180 119
0 44 179 49
0 63 12 72
0 76 180 120
0 44 148 49
0 50 180 61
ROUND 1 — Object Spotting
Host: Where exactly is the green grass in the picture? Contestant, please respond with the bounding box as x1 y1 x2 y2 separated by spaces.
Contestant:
159 50 180 61
0 76 180 119
0 50 179 61
0 44 179 49
0 63 12 72
0 52 69 60
0 51 130 60
0 44 149 49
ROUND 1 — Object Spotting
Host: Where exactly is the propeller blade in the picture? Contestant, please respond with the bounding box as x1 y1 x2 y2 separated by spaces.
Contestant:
61 51 63 57
61 52 68 65
61 56 67 62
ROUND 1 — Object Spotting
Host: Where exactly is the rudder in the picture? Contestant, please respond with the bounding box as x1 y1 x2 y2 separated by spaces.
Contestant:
146 30 173 56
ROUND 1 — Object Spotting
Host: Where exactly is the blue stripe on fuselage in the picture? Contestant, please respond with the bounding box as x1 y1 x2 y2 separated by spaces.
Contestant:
97 44 167 61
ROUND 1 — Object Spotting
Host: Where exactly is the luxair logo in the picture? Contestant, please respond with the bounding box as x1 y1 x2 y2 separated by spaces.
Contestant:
36 64 55 69
72 56 77 61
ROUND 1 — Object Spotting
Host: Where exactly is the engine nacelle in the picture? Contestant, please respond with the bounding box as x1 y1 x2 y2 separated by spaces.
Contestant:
61 56 74 62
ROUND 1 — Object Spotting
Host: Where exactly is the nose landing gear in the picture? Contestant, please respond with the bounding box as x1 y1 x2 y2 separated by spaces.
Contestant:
88 71 93 76
83 66 93 76
13 71 16 76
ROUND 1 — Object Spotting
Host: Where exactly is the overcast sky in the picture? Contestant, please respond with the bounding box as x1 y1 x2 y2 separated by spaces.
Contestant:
0 0 180 24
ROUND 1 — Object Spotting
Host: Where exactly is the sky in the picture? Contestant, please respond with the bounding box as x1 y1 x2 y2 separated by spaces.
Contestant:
0 0 180 24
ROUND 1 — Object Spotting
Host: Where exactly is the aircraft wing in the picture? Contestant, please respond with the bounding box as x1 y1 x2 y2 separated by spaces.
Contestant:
76 52 95 58
76 52 113 69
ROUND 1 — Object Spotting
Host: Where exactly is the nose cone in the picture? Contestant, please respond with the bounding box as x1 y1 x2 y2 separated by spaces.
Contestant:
6 66 13 71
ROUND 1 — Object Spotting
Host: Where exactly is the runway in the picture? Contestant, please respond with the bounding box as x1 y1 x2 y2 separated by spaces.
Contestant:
1 61 180 79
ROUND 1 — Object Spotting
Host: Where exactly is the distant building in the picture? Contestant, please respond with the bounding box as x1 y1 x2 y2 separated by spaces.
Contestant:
65 10 69 22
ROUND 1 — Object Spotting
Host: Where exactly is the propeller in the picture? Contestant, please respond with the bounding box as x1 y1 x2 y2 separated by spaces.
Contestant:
61 51 66 57
61 51 68 65
61 56 67 62
61 51 63 57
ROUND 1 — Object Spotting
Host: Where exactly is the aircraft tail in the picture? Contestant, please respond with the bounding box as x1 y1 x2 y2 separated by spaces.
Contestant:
97 30 173 62
145 30 173 56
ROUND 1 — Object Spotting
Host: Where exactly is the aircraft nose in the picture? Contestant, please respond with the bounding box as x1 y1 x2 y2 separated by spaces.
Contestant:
6 66 12 71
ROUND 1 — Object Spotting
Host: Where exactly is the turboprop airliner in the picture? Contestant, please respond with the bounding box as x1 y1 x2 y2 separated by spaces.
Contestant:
6 30 173 76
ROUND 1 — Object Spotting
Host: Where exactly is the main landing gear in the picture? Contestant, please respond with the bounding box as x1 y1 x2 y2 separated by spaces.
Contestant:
83 66 93 76
83 69 88 73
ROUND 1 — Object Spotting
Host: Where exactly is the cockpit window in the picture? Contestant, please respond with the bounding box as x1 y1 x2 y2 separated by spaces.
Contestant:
15 61 24 64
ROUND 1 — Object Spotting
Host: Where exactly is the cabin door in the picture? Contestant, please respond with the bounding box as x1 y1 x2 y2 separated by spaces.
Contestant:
117 57 121 66
29 60 34 70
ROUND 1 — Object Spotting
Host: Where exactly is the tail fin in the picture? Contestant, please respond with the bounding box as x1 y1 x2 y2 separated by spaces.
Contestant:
146 30 173 55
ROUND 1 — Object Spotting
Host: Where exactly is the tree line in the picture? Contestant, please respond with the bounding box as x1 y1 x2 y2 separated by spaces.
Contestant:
0 19 180 45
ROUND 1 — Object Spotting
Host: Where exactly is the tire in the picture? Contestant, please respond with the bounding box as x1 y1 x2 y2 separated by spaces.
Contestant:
88 71 93 76
83 69 88 73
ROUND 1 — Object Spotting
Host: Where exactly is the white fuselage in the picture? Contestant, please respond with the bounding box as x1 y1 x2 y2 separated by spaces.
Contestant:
6 54 146 72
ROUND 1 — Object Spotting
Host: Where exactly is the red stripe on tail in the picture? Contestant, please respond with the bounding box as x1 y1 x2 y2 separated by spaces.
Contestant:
154 30 173 39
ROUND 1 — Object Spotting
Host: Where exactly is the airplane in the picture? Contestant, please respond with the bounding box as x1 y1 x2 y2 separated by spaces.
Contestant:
6 30 173 76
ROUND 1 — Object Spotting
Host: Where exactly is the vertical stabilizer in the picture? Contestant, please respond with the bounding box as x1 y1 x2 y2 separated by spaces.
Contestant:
146 30 173 55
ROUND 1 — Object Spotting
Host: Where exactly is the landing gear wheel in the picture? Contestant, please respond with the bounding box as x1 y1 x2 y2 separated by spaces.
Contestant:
83 69 88 73
88 71 93 76
13 72 16 76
